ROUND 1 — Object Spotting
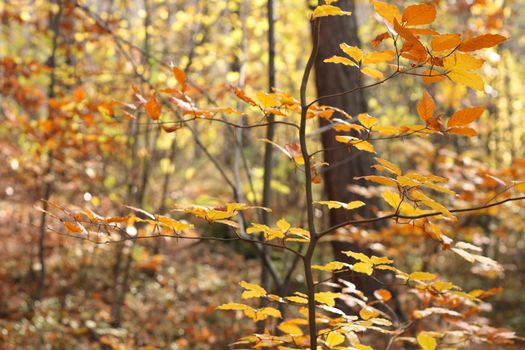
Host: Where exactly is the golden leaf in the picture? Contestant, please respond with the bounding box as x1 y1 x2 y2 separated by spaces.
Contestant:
362 50 395 64
352 262 374 275
314 292 341 307
357 113 378 128
340 43 363 62
409 271 437 281
326 331 345 347
312 5 352 18
417 332 437 350
361 67 384 79
372 1 401 24
312 261 347 272
360 306 380 320
240 281 267 299
324 55 358 67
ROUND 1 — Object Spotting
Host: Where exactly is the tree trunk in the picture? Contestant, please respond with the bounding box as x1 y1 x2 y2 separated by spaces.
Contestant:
313 0 378 296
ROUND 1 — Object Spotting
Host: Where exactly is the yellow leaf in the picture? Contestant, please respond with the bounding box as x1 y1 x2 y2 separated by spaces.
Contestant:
276 218 291 232
375 158 401 176
343 250 372 264
417 91 435 122
260 307 282 319
355 345 374 350
402 3 436 26
459 34 508 52
315 292 341 306
346 201 366 210
256 91 280 108
312 261 347 272
357 113 378 128
369 256 393 265
431 34 461 51
324 55 358 67
372 1 401 24
417 331 437 350
423 182 455 195
409 272 437 281
285 295 308 304
516 182 525 195
326 331 345 347
352 140 376 153
358 175 398 187
411 190 455 219
316 200 345 209
340 43 363 62
217 303 251 311
381 190 402 209
335 136 376 153
360 306 380 320
157 216 194 230
240 281 267 299
352 262 374 275
278 320 304 336
288 227 310 241
444 52 485 71
361 67 384 79
447 70 484 91
312 5 352 18
373 125 401 136
362 50 395 64
447 107 485 128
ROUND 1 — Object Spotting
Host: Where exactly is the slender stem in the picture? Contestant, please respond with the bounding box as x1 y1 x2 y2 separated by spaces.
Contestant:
300 14 321 349
35 0 63 301
318 195 525 238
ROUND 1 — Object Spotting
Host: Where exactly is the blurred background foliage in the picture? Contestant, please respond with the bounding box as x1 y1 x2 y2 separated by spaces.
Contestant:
1 0 525 349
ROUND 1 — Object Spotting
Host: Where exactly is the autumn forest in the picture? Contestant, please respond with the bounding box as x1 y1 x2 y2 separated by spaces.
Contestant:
1 0 525 349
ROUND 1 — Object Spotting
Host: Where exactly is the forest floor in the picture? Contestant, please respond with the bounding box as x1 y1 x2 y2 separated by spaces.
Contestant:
0 201 258 349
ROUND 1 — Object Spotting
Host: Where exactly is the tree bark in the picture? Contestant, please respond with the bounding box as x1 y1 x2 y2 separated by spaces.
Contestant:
313 0 378 295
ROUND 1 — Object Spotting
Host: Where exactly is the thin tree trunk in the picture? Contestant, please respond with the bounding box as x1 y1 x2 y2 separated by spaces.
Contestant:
313 0 390 297
34 0 63 301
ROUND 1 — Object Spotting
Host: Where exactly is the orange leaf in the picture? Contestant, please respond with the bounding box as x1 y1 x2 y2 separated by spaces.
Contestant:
417 91 435 122
145 93 162 120
172 66 187 92
447 127 478 136
402 3 436 26
394 19 428 62
362 50 395 64
447 107 485 127
64 221 82 233
233 87 258 106
374 289 392 302
431 34 461 51
459 34 507 52
371 32 390 47
422 69 445 84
